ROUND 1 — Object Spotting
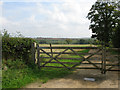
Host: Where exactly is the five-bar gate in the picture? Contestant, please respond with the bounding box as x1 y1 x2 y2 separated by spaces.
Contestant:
31 43 120 74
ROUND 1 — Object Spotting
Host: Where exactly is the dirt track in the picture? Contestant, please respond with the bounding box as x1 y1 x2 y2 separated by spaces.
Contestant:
24 69 119 88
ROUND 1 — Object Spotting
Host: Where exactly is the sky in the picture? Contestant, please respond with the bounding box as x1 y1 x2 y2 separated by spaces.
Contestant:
0 0 96 38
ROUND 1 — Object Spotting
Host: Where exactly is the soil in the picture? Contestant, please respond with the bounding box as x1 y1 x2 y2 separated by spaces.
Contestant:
23 49 120 88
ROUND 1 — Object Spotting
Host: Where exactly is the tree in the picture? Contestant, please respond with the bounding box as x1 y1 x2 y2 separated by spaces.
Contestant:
87 1 120 46
78 39 85 44
39 40 47 44
2 29 24 38
2 29 10 38
16 31 24 37
112 24 120 48
65 39 72 44
112 2 120 48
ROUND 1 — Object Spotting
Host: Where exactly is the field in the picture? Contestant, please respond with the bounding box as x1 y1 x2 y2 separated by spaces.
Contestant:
38 44 93 47
37 44 92 68
40 49 89 68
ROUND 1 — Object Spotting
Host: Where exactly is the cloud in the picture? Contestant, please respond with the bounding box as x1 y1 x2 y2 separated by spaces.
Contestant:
29 15 36 22
0 1 3 4
0 1 3 17
1 0 94 38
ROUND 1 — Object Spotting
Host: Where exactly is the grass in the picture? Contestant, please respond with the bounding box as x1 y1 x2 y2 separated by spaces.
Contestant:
77 49 90 53
2 60 72 89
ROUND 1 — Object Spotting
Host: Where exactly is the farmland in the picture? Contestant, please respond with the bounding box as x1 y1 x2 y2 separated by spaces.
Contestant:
38 44 93 47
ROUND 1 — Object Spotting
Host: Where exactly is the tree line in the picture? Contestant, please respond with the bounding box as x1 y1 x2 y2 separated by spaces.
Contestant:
36 38 96 44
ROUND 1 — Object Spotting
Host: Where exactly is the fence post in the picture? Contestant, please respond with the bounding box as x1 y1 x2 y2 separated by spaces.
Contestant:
103 47 106 74
101 45 103 74
101 46 106 74
37 44 40 69
104 48 106 74
31 42 36 64
50 43 53 57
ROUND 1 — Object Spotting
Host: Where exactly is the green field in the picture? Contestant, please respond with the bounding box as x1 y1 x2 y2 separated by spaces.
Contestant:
38 44 90 68
38 44 94 47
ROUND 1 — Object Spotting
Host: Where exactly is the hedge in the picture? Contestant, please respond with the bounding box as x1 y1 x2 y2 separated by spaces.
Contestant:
2 37 35 63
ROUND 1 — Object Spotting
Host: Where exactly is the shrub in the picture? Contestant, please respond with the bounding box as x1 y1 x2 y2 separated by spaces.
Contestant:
2 37 35 63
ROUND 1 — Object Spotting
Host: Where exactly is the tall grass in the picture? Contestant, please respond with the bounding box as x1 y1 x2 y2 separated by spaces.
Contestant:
2 60 72 89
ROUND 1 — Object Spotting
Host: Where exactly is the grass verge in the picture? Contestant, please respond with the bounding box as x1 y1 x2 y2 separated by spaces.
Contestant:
2 60 72 89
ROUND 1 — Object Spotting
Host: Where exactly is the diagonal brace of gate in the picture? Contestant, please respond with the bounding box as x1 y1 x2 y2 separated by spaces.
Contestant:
70 48 102 69
40 48 69 69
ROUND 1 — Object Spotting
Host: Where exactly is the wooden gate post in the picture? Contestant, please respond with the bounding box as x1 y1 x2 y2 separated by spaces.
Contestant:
103 47 106 74
101 46 103 74
101 46 106 74
31 42 36 64
50 43 53 57
37 44 40 69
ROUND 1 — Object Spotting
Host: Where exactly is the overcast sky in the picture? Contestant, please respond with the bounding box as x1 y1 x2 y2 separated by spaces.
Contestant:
0 0 96 38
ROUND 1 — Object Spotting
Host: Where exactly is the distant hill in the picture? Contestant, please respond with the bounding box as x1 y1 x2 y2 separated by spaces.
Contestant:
35 37 91 40
34 37 95 44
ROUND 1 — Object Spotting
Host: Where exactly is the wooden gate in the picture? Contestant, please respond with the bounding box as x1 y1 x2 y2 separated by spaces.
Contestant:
31 43 120 74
